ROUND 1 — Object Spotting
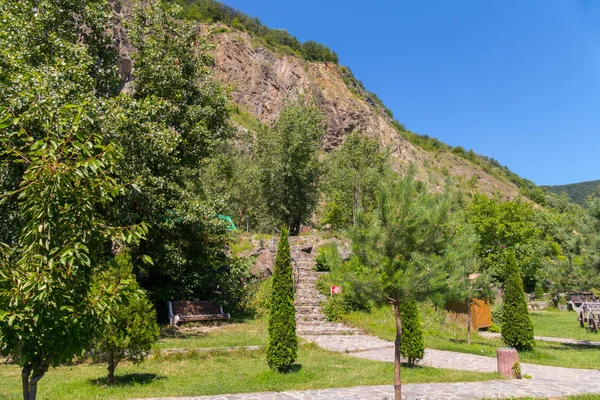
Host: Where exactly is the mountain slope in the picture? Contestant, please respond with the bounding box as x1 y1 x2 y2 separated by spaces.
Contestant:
210 28 522 199
544 180 600 207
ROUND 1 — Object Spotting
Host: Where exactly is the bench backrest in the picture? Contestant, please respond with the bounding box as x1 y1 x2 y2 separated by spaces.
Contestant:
171 301 222 316
583 302 600 311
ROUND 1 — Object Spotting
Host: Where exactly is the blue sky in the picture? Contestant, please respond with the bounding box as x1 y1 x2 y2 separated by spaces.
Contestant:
221 0 600 185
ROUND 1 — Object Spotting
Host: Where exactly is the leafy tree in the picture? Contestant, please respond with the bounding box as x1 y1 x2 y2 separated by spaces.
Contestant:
92 255 159 385
321 131 389 229
102 1 249 311
501 251 535 352
350 166 472 400
468 195 543 291
400 301 424 366
0 0 119 247
267 228 298 372
0 106 148 400
257 99 325 235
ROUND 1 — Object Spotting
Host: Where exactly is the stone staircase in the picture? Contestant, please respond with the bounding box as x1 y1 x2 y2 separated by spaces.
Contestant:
291 248 364 336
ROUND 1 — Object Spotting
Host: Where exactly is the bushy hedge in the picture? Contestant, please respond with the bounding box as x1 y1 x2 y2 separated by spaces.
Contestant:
314 243 342 272
266 229 298 372
400 301 424 366
501 252 535 352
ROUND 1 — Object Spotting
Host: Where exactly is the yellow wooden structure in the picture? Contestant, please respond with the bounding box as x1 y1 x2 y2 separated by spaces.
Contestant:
446 298 492 329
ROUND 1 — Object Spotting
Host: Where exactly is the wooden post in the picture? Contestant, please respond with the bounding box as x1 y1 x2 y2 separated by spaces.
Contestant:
497 348 519 379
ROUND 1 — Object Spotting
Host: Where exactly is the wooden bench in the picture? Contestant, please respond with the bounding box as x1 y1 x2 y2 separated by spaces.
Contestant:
168 300 230 327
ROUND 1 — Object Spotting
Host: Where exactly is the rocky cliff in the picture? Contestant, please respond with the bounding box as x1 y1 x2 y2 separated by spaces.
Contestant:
211 30 521 199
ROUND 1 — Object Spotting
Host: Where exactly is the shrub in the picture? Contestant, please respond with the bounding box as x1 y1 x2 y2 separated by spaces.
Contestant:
266 229 298 372
324 295 351 322
314 243 342 272
501 251 535 352
491 304 504 325
251 276 273 314
400 301 425 366
92 259 160 385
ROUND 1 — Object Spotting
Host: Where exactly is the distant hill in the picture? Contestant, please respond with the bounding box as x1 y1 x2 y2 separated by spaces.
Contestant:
543 180 600 207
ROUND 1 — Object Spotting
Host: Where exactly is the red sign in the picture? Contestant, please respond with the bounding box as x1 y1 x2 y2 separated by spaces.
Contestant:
330 286 343 295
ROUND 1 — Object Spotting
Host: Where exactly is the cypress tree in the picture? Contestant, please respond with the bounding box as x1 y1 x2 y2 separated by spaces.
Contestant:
267 228 298 372
501 250 535 352
400 301 424 366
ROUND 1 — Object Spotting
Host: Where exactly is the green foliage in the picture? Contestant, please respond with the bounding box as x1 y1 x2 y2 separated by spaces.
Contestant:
321 131 389 229
350 166 473 306
314 244 342 272
347 165 475 394
92 255 159 385
501 251 535 352
267 229 297 372
316 256 373 321
468 195 543 291
323 295 351 322
491 304 504 325
251 277 273 315
100 1 250 312
544 180 600 207
176 0 338 63
400 301 425 366
256 98 325 235
301 41 339 63
0 106 148 399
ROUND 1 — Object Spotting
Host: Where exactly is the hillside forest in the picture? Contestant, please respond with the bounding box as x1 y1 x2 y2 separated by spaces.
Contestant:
1 0 600 398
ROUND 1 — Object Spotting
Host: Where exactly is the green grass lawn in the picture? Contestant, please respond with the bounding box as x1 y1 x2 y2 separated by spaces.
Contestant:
344 306 600 370
0 344 500 400
153 318 268 350
530 309 600 341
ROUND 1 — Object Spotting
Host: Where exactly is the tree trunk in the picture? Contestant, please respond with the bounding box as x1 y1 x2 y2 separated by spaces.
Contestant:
107 358 118 385
467 299 471 345
21 361 48 400
21 364 31 400
393 302 402 400
289 219 301 236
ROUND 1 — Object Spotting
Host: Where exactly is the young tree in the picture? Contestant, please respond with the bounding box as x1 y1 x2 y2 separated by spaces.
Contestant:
468 195 543 291
0 106 148 400
350 166 472 400
267 228 298 372
256 98 325 235
321 131 389 229
92 255 159 385
501 250 535 352
400 301 424 366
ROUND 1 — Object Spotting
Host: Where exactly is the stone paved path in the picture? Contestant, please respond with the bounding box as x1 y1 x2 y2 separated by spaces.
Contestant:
479 330 600 347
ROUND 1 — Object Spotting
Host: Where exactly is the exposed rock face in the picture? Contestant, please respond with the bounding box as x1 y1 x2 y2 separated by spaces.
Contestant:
243 235 351 278
211 30 521 199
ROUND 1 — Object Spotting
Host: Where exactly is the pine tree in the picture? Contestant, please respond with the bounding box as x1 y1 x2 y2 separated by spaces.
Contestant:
501 250 535 352
400 301 424 366
267 228 298 372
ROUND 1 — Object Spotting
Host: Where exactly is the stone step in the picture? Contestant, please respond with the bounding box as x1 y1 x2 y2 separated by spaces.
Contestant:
296 314 326 322
297 325 365 336
294 299 323 307
295 305 324 314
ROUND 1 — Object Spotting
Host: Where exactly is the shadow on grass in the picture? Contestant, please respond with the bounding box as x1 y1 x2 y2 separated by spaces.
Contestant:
278 364 302 374
91 373 166 387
